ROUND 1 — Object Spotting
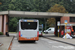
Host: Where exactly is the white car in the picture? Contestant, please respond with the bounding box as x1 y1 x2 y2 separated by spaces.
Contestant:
44 27 55 34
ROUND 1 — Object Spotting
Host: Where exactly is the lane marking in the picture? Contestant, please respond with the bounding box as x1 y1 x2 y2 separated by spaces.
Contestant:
52 45 75 49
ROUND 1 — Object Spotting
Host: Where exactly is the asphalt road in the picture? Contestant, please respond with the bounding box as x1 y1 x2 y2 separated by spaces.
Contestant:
11 37 75 50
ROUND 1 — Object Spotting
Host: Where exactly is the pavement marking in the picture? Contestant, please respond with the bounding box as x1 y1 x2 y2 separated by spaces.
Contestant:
52 45 75 49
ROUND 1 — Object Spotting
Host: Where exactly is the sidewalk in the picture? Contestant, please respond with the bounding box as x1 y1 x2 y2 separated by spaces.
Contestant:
0 35 13 50
43 34 75 46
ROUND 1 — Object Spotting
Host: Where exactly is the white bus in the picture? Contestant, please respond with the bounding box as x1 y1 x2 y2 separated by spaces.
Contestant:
17 19 39 42
39 25 43 36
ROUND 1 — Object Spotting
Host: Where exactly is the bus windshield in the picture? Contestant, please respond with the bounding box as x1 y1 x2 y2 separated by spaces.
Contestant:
21 22 37 30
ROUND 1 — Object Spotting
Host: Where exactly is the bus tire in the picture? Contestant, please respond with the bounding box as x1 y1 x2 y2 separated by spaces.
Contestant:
18 40 20 42
33 41 35 43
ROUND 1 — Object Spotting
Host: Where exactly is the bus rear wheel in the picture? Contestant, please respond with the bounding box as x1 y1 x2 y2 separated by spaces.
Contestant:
33 41 35 43
18 40 21 42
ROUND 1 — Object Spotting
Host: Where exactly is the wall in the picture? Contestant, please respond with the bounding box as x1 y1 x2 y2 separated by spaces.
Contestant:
0 15 2 32
60 16 70 24
3 15 8 35
0 15 8 35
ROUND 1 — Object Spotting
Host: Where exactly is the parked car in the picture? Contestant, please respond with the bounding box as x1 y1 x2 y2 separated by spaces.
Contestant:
44 27 55 34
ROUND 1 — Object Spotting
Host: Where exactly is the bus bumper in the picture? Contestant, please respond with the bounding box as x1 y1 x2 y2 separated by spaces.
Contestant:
19 37 39 41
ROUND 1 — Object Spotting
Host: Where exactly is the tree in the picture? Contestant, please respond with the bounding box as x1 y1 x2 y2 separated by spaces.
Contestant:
59 0 75 13
9 17 18 32
47 4 68 13
47 4 68 27
47 18 55 27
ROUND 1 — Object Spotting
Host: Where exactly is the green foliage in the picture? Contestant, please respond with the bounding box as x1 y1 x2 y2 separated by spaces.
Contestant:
47 18 55 27
47 4 68 13
9 17 20 32
47 4 67 27
0 0 75 12
0 32 3 35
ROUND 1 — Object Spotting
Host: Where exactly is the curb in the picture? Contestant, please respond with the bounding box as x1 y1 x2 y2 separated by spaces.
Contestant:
8 36 15 50
43 36 75 46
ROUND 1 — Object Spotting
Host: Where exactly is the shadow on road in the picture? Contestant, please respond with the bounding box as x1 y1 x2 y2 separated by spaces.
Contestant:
18 41 37 44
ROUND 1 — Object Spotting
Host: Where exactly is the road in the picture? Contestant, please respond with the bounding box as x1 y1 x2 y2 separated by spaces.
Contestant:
11 37 75 50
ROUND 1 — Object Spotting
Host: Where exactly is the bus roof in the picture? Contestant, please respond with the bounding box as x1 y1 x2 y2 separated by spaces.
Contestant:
19 19 38 21
19 19 39 22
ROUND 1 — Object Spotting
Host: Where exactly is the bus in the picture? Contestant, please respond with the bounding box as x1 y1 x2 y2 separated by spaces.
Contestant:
39 25 43 36
17 19 39 42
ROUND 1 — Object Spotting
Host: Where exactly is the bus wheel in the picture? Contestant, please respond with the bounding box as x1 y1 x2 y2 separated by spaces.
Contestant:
41 35 43 37
18 40 21 42
33 41 35 43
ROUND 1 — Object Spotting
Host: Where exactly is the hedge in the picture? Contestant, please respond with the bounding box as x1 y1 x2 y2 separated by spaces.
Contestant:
0 32 3 35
